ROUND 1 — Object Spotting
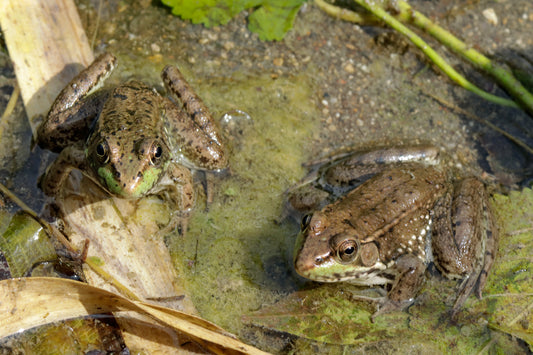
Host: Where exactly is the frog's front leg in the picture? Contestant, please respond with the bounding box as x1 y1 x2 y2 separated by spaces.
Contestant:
37 53 117 152
155 163 195 212
161 66 227 170
39 146 87 196
373 254 426 319
432 178 498 311
153 163 195 234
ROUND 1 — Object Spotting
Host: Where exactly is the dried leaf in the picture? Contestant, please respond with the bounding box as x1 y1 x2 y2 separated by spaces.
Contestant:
0 277 269 355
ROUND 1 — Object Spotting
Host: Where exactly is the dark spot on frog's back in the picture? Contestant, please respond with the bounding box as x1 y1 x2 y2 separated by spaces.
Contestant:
113 93 128 101
141 97 153 105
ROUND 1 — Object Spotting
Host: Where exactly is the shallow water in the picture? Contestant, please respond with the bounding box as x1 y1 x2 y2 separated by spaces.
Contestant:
1 0 533 353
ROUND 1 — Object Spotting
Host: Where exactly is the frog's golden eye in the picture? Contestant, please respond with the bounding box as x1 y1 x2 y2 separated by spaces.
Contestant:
95 142 109 164
330 234 360 264
150 142 164 166
301 214 312 230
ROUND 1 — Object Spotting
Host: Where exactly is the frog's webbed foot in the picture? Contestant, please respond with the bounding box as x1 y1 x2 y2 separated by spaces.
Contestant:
372 298 413 322
388 254 426 302
160 211 190 237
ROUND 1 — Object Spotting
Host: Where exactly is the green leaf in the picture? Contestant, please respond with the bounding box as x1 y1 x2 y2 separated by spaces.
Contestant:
0 211 57 277
161 0 258 27
248 0 304 41
161 0 305 41
242 284 415 345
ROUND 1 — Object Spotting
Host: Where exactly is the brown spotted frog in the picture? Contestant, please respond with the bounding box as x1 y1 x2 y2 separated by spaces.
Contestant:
291 146 497 317
37 53 227 212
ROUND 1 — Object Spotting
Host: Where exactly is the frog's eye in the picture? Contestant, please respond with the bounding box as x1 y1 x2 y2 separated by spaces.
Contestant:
150 143 164 165
95 142 109 164
301 214 312 230
330 234 360 264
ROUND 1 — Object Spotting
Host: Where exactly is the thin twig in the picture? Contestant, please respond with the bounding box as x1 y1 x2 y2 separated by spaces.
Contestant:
421 89 533 155
0 85 20 139
0 182 79 255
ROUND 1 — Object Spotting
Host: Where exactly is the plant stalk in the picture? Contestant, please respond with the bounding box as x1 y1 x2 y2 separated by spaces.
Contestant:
351 0 519 108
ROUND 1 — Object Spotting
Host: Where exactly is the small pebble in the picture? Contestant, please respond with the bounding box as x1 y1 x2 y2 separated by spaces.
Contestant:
344 63 355 73
150 43 160 53
482 8 498 25
223 41 235 51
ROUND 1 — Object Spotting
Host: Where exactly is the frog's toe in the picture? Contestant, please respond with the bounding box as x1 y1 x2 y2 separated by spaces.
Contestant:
452 271 482 313
372 298 413 321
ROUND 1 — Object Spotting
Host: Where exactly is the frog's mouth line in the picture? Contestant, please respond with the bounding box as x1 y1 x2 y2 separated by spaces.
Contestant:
296 260 394 285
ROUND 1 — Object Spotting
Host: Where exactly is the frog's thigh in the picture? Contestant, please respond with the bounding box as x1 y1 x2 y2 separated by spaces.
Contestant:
40 147 86 196
432 178 488 278
38 93 109 152
48 53 117 119
163 163 194 211
163 99 227 170
161 65 221 143
322 146 439 186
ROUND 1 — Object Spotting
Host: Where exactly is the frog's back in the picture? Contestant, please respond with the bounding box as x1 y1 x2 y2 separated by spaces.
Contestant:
325 165 447 241
96 81 164 139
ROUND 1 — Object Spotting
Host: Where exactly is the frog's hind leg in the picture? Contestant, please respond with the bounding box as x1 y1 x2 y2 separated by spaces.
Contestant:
161 66 227 170
474 186 498 297
161 65 223 146
432 178 497 312
38 93 110 152
38 53 117 152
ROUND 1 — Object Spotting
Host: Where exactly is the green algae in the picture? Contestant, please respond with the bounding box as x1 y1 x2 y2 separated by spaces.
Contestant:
168 70 320 332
